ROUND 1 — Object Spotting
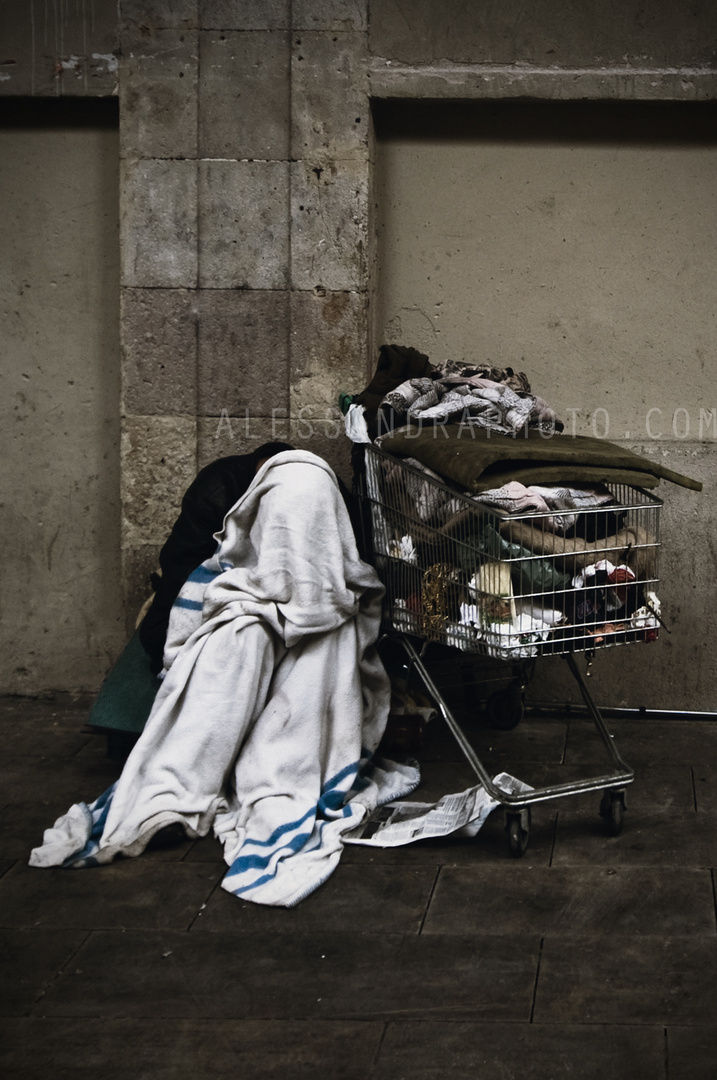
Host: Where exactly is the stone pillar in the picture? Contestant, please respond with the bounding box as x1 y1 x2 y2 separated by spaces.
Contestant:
118 1 374 632
288 1 371 479
118 1 200 625
196 3 292 471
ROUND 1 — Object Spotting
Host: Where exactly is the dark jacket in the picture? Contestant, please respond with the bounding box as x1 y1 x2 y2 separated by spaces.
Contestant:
138 443 294 673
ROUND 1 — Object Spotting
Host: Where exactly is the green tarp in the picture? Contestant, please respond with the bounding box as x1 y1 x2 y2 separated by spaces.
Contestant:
87 631 160 735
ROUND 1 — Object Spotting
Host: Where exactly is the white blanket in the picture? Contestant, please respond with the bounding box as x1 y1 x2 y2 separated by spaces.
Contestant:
30 451 419 906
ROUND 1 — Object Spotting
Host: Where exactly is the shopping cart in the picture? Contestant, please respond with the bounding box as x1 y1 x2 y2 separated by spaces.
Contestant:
356 441 663 856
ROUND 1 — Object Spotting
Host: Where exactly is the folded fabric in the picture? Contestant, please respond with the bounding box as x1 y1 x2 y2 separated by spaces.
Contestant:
378 424 702 493
353 344 436 438
437 374 562 432
407 382 534 434
439 360 531 393
471 480 553 517
383 376 441 416
501 520 657 580
378 374 561 438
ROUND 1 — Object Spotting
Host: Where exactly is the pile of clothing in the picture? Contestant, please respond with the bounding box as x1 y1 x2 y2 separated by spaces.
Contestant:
348 343 562 441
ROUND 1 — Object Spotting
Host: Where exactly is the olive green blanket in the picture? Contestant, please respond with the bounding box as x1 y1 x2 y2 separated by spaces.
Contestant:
378 425 702 493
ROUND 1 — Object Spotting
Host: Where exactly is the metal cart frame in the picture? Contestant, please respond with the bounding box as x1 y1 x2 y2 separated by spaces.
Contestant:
356 442 663 855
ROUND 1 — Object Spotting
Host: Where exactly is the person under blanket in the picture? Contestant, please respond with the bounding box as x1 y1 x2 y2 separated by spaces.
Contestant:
139 441 363 673
139 441 294 674
30 449 419 906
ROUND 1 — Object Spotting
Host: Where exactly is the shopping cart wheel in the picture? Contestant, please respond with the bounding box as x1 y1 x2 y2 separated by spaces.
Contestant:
506 808 531 858
599 790 625 837
486 685 524 731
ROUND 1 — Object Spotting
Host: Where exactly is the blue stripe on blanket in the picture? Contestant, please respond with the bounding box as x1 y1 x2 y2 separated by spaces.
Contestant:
174 597 204 611
222 760 362 896
317 760 360 809
63 783 117 867
230 827 314 875
241 761 360 851
188 565 221 583
241 805 316 850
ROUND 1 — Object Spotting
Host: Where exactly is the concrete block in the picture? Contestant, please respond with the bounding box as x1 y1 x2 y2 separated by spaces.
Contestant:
292 31 368 161
290 289 368 418
198 160 289 288
121 288 198 416
291 158 368 291
368 0 717 68
287 420 354 487
198 414 291 469
200 1 290 31
120 28 198 159
293 0 368 32
0 0 119 96
121 415 197 547
197 290 290 417
198 31 290 159
121 543 164 635
120 0 198 30
121 159 197 288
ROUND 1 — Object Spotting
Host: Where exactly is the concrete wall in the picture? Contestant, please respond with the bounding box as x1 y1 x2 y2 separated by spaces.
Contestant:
1 0 715 708
1 104 124 693
373 99 717 710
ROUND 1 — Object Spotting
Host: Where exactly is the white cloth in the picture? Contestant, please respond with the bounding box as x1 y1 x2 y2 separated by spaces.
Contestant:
30 451 419 906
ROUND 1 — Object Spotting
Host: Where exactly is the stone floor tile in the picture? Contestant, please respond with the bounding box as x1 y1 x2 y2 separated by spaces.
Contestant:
534 936 717 1025
623 765 695 812
422 866 715 937
183 834 226 863
0 697 94 757
552 803 717 867
193 864 436 934
0 861 224 931
1 803 75 862
3 726 93 758
39 930 540 1021
1 751 119 804
565 719 717 769
0 929 87 1017
373 1020 666 1080
666 1025 717 1080
0 695 93 723
692 767 717 812
420 716 568 769
0 1017 385 1080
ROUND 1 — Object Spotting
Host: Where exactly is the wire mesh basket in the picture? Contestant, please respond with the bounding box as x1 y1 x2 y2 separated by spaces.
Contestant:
358 443 663 662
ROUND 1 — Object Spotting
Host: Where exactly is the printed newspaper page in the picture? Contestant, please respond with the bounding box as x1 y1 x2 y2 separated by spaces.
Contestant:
344 772 531 847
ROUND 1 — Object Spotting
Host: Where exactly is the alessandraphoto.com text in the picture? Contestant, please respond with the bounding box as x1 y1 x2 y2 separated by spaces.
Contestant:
213 405 717 442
